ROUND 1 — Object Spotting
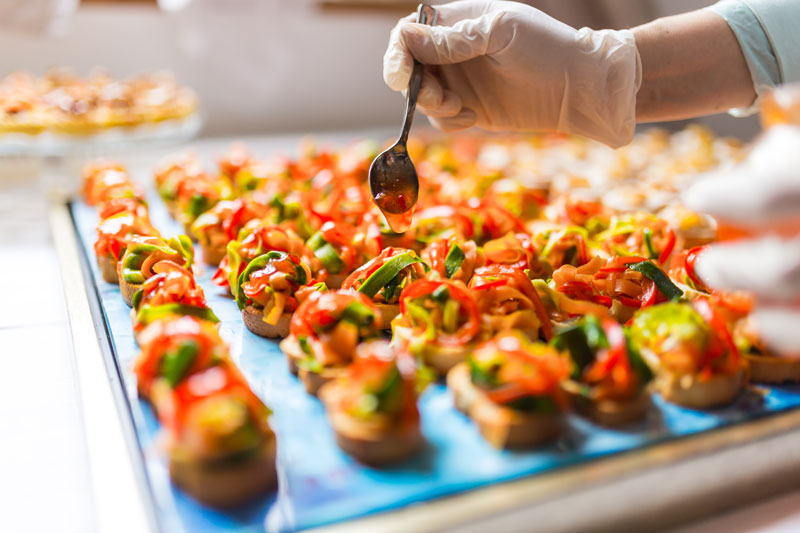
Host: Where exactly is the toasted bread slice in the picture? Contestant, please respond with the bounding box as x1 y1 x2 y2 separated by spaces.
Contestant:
97 254 119 284
744 352 800 384
654 368 746 409
448 363 562 449
562 380 650 427
279 337 302 375
319 383 423 465
119 278 142 308
242 305 291 338
169 437 277 509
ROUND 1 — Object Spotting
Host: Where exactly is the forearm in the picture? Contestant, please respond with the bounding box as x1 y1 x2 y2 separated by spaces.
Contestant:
634 10 755 123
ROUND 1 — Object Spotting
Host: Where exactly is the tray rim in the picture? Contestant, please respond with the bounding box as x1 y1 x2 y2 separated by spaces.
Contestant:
53 197 800 533
50 198 156 533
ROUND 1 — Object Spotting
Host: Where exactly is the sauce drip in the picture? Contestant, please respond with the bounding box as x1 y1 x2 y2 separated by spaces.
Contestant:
374 189 415 233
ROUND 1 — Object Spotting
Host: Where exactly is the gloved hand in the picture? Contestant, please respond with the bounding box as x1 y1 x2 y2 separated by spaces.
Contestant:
684 125 800 357
383 0 642 148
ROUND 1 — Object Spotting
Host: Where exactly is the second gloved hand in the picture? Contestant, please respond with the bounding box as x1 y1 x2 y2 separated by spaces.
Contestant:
383 0 642 147
684 125 800 358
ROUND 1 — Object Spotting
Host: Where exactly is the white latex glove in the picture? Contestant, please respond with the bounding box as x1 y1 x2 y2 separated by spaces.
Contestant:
383 0 642 148
684 125 800 358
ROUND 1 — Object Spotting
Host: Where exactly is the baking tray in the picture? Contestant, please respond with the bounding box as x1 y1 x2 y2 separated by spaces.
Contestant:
52 191 800 533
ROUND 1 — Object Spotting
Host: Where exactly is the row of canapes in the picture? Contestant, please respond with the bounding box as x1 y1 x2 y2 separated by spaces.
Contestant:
141 143 761 455
83 163 277 508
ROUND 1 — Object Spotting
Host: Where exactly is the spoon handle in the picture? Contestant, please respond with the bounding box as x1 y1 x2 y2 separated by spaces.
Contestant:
397 4 438 147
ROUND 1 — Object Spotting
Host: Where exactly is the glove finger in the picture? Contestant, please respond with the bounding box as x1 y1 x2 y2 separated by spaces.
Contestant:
400 13 498 65
415 69 444 110
750 306 800 359
420 89 463 118
683 126 800 230
427 108 478 132
383 12 417 91
694 236 800 303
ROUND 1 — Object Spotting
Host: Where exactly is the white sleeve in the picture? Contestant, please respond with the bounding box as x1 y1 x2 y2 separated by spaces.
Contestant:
705 0 784 116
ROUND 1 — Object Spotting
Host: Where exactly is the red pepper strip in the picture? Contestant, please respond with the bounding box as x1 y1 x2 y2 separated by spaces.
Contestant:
684 245 708 289
590 294 613 307
658 226 676 265
617 295 643 308
588 319 631 390
641 279 658 308
598 266 628 274
694 299 739 370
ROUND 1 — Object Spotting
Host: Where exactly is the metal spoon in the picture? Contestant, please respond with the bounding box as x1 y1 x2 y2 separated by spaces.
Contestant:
369 3 438 233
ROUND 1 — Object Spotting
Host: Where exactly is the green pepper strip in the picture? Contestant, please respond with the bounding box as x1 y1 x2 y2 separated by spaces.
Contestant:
131 288 144 309
643 228 658 260
444 244 465 278
161 340 199 387
624 332 653 385
122 252 147 284
169 235 195 267
226 240 244 296
136 303 220 326
235 251 289 310
358 252 423 298
314 242 344 274
629 261 684 300
553 324 596 377
340 301 376 328
595 221 636 242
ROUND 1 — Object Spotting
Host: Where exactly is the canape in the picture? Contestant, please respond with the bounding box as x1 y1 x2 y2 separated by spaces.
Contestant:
236 251 323 338
153 362 277 508
214 220 317 297
594 213 677 267
280 290 382 394
392 279 482 376
190 198 258 266
341 247 428 326
119 235 194 307
469 263 553 341
554 316 653 426
629 301 747 409
735 315 800 383
319 340 423 465
94 212 160 284
447 330 570 449
131 260 218 345
481 231 549 279
306 221 365 289
534 256 684 324
81 161 144 207
134 315 226 399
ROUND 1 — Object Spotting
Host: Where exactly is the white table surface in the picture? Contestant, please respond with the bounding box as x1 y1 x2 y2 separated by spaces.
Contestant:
2 134 800 533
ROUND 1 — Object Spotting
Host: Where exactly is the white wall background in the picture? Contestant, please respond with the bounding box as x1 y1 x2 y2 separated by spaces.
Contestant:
0 0 760 140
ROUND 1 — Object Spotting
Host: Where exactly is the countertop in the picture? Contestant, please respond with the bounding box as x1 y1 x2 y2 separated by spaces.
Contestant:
2 134 800 533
